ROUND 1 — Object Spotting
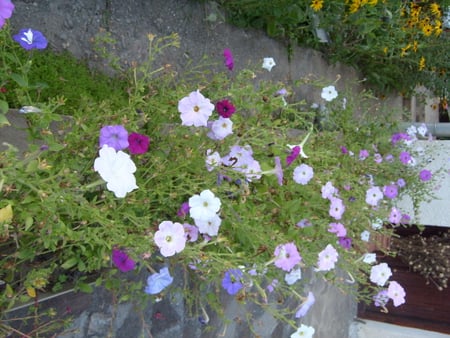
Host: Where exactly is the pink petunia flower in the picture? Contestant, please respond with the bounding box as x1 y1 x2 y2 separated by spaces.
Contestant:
178 90 215 127
154 221 187 257
273 242 302 272
387 281 406 307
0 0 14 29
223 49 234 71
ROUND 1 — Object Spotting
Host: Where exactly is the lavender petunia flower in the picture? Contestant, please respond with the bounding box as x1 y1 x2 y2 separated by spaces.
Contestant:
221 269 243 295
329 197 345 220
373 289 389 307
178 90 214 127
387 281 406 307
144 267 173 295
316 244 338 271
295 292 315 318
293 164 314 185
419 169 432 181
383 184 398 199
274 242 302 272
99 125 129 151
338 237 352 250
13 28 48 50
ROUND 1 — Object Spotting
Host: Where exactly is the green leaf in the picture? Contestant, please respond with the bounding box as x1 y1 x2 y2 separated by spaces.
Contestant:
10 73 28 88
77 282 93 293
61 257 78 269
0 100 9 114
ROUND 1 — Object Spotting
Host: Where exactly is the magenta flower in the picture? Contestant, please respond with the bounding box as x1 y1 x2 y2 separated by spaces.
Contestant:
112 249 135 272
286 146 300 166
216 99 236 118
328 222 347 237
274 242 302 272
383 184 398 199
0 0 14 29
338 237 352 250
99 125 129 151
316 244 338 271
223 48 234 71
365 186 383 206
178 90 214 127
399 151 411 165
128 132 150 154
419 169 432 181
222 269 243 295
329 197 345 220
340 146 348 154
295 292 315 318
154 221 187 257
144 267 173 295
387 281 406 307
293 164 314 185
13 28 48 50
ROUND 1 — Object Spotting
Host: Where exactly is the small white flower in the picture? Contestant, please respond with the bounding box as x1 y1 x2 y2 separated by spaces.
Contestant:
284 267 302 285
370 262 392 286
406 125 417 136
189 189 221 221
360 230 370 242
417 123 428 137
321 85 338 102
371 218 383 230
262 57 276 71
194 214 222 237
205 150 221 172
363 253 377 264
208 117 233 140
290 324 315 338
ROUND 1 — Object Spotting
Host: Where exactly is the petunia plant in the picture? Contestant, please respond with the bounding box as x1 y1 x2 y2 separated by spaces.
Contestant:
0 6 440 337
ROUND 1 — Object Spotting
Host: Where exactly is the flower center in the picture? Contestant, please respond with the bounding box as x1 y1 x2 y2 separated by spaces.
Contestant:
165 235 172 242
193 105 200 112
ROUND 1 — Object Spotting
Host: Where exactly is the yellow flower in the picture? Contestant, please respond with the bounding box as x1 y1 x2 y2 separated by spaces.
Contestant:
412 40 418 52
349 0 360 13
422 24 433 36
400 43 411 57
310 0 324 11
429 3 441 18
367 0 378 5
419 56 426 71
383 47 388 55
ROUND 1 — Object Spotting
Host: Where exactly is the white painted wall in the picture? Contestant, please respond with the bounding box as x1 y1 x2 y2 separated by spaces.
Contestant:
396 140 450 227
351 320 450 338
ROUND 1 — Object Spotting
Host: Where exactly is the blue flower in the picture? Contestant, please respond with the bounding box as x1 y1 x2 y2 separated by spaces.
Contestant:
221 269 243 295
295 291 315 318
144 267 173 295
13 28 48 50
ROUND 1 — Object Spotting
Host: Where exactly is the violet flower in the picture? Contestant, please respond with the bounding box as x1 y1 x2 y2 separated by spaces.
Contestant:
112 248 136 272
99 125 129 151
222 269 243 295
13 28 48 50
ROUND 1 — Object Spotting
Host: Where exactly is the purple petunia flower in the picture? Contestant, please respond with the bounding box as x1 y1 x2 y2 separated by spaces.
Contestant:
99 125 129 151
183 223 199 242
222 269 243 295
340 145 348 154
397 178 406 188
112 249 136 272
177 201 190 218
286 146 300 166
128 132 150 154
274 242 302 272
13 28 48 50
328 222 346 237
295 292 315 318
296 218 312 228
399 151 411 165
389 207 401 224
144 267 173 295
216 99 236 118
383 184 398 199
359 149 369 160
419 169 432 181
338 237 352 250
0 0 14 29
223 48 234 71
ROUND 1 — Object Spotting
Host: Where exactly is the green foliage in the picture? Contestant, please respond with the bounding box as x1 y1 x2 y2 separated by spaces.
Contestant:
213 0 450 95
0 14 437 338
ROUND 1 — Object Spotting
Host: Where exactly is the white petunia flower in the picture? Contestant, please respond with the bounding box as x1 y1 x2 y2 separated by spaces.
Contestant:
94 145 138 198
262 57 276 71
321 85 338 101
